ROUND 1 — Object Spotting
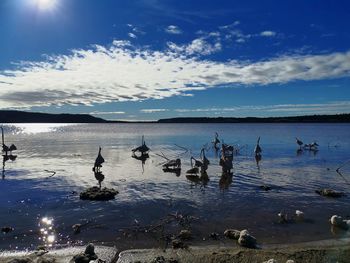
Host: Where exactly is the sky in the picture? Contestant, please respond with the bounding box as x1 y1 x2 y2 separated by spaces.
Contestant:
0 0 349 121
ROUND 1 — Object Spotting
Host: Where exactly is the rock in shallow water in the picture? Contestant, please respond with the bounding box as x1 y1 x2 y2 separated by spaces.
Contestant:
224 229 241 240
1 226 14 233
315 189 345 198
178 230 192 240
330 215 349 230
238 229 257 248
80 187 118 201
71 243 98 263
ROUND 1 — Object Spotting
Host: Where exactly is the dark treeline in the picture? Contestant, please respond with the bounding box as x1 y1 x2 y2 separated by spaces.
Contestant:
157 114 350 123
0 110 349 123
0 110 108 123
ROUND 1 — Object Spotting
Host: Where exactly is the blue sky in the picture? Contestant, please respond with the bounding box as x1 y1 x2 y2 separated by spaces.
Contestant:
0 0 349 120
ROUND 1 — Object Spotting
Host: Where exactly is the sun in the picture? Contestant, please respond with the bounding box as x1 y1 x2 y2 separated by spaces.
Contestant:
35 0 57 11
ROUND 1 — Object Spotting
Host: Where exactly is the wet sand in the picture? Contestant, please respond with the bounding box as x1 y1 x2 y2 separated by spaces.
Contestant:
1 238 349 263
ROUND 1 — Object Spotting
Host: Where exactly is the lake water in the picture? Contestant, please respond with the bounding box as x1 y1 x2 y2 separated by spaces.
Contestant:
0 123 349 251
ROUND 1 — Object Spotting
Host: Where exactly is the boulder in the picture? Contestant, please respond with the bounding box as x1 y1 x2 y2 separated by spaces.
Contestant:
330 215 349 230
224 229 241 240
80 187 118 201
315 189 345 198
238 229 257 248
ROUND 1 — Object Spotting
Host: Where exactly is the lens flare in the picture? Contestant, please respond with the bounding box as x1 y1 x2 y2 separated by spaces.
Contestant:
35 0 57 11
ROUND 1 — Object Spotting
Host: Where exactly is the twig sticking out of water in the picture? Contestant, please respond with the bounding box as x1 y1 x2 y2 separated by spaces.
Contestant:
336 159 350 175
44 170 56 178
118 212 198 249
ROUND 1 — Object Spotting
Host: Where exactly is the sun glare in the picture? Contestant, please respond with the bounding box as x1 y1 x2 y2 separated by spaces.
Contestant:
35 0 57 11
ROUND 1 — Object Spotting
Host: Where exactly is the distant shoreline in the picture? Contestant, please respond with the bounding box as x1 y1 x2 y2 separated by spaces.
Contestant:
0 110 349 123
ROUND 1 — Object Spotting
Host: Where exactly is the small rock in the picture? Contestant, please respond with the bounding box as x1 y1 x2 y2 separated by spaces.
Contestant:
286 260 295 263
80 187 118 201
330 215 349 230
152 256 166 263
259 185 272 191
7 258 33 263
1 226 14 233
36 245 47 251
72 254 90 263
37 259 56 263
224 229 240 240
295 210 304 220
238 229 257 248
178 230 191 240
209 232 219 240
263 259 277 263
172 239 187 249
84 243 96 258
315 189 345 198
72 224 82 234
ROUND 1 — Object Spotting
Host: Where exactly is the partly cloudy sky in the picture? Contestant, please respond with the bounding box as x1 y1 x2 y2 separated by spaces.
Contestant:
0 0 349 120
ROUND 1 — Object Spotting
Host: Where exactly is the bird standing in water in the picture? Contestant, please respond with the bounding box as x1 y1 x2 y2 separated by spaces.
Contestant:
93 147 105 172
254 137 262 157
296 137 303 149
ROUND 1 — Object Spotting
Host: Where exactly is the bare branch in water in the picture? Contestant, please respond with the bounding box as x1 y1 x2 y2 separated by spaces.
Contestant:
336 159 350 174
44 170 56 178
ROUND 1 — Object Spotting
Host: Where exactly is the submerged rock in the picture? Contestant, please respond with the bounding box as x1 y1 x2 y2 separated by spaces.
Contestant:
178 230 192 240
172 239 187 249
72 224 82 234
238 229 257 248
315 189 345 198
330 215 349 230
259 185 272 191
1 226 14 233
209 232 220 240
224 229 241 240
80 187 118 201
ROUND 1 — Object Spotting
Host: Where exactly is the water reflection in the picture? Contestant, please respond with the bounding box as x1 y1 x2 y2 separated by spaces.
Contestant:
132 152 149 172
2 154 17 179
39 217 56 248
14 124 72 134
219 172 233 190
0 123 349 250
94 171 105 188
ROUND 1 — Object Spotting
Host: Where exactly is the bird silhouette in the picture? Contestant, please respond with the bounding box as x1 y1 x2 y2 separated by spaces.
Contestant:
254 137 262 156
200 148 210 171
132 135 150 154
296 137 303 149
213 132 220 149
93 147 105 172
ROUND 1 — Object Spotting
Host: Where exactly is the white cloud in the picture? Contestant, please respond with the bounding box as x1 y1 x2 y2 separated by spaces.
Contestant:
219 20 240 30
165 25 182 34
174 101 350 115
167 38 222 56
0 40 350 109
89 111 125 115
140 109 169 113
260 31 276 37
128 32 137 38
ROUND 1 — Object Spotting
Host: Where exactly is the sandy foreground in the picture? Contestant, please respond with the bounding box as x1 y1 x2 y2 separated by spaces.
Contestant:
0 238 349 263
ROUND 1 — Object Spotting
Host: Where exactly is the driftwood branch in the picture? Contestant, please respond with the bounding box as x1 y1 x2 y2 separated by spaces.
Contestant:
44 170 56 178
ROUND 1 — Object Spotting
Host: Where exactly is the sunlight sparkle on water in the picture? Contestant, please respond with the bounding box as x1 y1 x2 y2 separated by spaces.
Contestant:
14 123 72 134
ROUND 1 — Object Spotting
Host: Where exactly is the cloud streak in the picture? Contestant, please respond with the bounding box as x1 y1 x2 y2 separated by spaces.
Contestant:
0 39 350 109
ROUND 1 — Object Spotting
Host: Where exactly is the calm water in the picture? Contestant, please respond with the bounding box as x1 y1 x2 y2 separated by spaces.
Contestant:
0 123 349 251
